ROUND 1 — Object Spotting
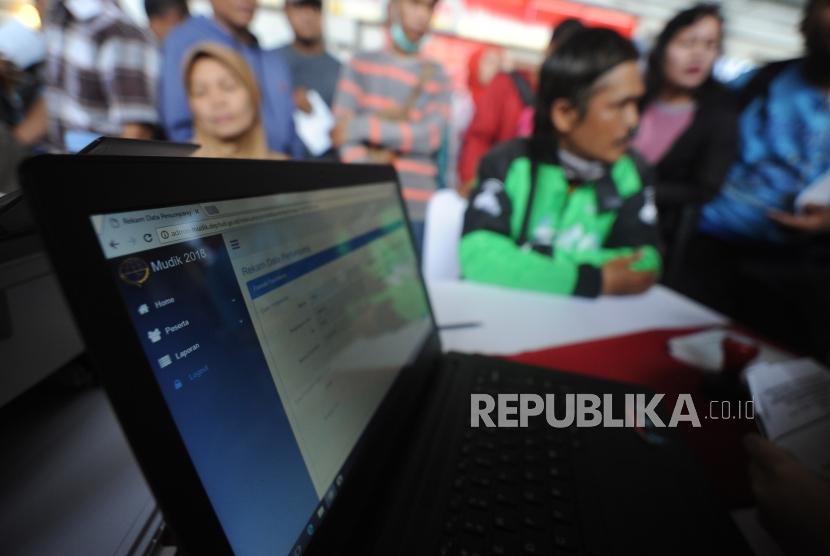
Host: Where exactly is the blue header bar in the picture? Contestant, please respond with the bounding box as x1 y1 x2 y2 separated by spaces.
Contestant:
246 221 405 300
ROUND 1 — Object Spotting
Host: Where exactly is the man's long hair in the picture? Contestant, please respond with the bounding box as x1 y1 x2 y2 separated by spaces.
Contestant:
531 28 639 158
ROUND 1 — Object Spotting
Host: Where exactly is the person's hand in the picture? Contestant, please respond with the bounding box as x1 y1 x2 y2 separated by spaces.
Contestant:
768 204 830 233
601 253 657 296
458 178 477 199
293 87 312 114
13 96 47 147
330 119 349 149
744 434 830 556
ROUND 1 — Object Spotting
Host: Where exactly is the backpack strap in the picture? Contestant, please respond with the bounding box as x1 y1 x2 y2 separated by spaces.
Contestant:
509 71 535 108
516 158 539 247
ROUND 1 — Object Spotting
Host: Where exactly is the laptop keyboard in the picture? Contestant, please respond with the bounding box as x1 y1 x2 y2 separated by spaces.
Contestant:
437 367 587 556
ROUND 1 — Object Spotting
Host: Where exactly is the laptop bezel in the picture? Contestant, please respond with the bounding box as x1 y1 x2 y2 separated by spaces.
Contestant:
20 155 444 555
79 137 200 157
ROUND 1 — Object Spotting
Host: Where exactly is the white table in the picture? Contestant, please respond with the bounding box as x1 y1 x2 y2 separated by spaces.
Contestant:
427 281 728 356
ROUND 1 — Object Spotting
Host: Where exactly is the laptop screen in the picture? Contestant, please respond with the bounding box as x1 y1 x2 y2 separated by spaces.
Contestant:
91 183 432 556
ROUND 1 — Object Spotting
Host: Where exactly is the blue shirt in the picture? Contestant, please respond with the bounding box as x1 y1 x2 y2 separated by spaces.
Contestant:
159 16 304 157
273 44 341 109
700 60 830 243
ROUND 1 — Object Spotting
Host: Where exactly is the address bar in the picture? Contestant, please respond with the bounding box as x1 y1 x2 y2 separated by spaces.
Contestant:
155 189 388 244
156 204 309 243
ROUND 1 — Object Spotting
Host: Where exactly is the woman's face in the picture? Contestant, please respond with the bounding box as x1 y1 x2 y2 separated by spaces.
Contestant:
189 57 256 141
663 15 721 92
477 49 502 86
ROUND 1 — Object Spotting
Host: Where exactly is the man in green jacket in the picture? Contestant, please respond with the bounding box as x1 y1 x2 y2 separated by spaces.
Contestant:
460 28 661 298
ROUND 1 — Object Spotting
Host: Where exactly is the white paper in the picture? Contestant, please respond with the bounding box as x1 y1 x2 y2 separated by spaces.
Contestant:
747 358 830 478
64 0 104 21
293 89 334 157
795 171 830 211
668 328 792 372
0 18 45 69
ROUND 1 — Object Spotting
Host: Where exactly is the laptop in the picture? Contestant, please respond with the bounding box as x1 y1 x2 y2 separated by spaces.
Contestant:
20 155 750 556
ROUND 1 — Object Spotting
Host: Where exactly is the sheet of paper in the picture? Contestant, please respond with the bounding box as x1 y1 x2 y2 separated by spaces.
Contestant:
747 358 830 478
294 89 334 157
668 328 791 372
0 18 45 69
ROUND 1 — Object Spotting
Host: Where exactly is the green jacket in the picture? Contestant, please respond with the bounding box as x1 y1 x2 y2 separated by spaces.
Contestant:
460 139 662 297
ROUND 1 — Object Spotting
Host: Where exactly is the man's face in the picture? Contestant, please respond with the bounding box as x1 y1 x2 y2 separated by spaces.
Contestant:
397 0 436 44
805 2 830 61
211 0 257 31
286 4 322 43
150 9 188 42
553 61 644 165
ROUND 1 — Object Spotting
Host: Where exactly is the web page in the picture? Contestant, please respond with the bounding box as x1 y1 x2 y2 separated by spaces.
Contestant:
93 183 432 556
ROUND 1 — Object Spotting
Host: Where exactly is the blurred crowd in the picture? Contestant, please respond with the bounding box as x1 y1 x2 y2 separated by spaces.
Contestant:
1 0 830 551
1 0 829 355
0 0 828 352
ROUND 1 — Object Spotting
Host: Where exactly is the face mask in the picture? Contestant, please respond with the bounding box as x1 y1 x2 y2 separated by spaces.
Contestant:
391 22 425 54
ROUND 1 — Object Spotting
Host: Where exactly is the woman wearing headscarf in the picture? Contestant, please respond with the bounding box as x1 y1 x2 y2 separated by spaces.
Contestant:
466 46 503 111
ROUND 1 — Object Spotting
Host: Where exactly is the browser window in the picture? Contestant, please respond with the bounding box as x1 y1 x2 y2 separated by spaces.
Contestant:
93 183 432 556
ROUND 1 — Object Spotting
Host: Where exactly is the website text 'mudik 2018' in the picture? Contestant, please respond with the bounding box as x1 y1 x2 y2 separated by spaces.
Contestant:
470 394 756 429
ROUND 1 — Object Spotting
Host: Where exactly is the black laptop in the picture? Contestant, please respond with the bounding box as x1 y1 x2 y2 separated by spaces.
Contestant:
20 155 749 556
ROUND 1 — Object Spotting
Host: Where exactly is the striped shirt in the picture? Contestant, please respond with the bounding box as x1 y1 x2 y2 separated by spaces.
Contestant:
333 49 451 220
44 0 159 151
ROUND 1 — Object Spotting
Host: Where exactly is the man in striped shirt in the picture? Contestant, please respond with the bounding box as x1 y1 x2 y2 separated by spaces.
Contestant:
332 0 450 249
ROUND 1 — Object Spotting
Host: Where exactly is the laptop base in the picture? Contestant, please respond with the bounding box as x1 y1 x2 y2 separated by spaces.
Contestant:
364 354 751 556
